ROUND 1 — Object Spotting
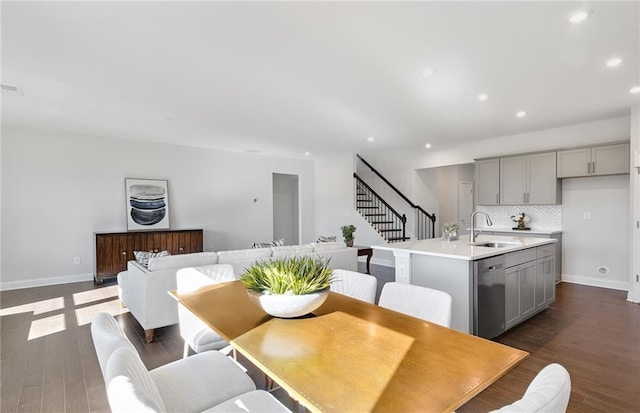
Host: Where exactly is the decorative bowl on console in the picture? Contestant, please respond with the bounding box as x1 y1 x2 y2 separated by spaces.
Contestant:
240 256 334 318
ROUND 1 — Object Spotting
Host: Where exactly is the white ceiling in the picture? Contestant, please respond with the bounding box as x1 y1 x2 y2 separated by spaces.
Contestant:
2 1 639 159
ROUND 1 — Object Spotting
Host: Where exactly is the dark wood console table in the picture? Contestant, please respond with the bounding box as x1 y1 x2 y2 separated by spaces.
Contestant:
94 229 203 283
354 245 373 274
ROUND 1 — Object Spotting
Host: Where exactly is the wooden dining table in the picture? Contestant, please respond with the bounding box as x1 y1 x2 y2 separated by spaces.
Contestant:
170 281 528 413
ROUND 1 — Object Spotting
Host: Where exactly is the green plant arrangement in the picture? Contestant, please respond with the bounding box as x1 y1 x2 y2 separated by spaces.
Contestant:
241 256 335 318
441 222 460 241
341 224 356 242
240 256 335 295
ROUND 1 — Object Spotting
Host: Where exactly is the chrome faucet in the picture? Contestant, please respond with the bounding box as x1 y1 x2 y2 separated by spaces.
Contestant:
469 210 493 243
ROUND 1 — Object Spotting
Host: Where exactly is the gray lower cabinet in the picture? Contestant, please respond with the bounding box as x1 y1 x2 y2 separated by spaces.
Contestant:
504 245 556 330
505 260 536 329
491 231 562 283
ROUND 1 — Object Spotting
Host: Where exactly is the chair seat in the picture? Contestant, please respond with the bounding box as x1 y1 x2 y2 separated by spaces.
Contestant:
150 351 256 413
191 328 229 353
204 390 291 412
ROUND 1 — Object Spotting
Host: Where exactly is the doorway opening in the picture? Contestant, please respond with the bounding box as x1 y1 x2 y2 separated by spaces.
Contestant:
272 173 299 245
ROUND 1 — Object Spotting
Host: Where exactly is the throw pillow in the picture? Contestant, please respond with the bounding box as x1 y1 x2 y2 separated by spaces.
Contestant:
133 250 170 268
252 238 286 248
316 235 337 243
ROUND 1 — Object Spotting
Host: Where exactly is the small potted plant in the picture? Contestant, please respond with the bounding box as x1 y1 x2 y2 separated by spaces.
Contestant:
240 256 335 318
441 222 460 241
341 224 356 247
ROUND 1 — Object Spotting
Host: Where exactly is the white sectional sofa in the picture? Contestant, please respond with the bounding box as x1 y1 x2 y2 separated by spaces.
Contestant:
118 242 357 342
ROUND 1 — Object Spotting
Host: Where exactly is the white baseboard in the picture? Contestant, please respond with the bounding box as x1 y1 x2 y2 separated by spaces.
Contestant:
0 272 94 291
561 273 630 292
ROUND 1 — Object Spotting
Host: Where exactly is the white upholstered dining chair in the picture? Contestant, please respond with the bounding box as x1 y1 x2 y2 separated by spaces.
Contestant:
378 282 452 327
490 363 571 413
91 312 291 413
176 264 237 357
330 269 377 303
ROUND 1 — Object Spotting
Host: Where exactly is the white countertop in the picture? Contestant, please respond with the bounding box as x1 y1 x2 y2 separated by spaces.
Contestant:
477 227 562 235
373 235 556 261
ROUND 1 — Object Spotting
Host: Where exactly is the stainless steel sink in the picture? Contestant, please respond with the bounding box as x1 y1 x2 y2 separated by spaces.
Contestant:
470 242 520 248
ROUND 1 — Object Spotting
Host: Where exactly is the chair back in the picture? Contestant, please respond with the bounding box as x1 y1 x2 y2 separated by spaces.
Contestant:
378 282 452 327
91 312 135 380
491 363 571 412
330 269 377 303
105 347 167 413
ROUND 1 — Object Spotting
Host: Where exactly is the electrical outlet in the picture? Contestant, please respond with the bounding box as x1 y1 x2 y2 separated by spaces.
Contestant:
74 257 81 265
583 212 591 220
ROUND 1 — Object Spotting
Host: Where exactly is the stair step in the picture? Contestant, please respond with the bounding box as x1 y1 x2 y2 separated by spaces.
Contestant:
387 237 411 242
364 213 385 217
357 206 380 210
356 199 372 203
379 229 402 233
371 220 393 224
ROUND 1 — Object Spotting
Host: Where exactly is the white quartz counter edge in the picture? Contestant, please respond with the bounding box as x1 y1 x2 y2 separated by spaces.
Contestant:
373 235 556 261
476 227 563 235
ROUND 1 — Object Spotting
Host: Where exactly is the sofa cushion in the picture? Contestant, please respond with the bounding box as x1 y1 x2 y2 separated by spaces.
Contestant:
133 250 170 268
218 248 273 263
311 241 347 252
147 252 219 271
271 245 314 258
252 238 285 248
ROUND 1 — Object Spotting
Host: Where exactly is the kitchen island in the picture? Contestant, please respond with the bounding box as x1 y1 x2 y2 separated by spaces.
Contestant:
374 235 557 337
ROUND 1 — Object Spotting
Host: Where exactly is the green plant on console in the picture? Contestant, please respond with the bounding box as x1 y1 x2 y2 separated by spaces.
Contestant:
240 256 335 295
341 224 357 241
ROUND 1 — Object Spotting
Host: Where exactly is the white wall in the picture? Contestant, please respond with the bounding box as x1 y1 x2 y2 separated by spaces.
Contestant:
1 125 315 289
562 175 630 290
629 103 640 302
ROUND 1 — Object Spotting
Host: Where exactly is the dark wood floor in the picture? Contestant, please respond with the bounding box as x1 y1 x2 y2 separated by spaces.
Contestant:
1 263 638 412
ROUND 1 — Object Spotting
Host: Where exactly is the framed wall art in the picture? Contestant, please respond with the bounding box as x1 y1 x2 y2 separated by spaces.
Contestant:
125 178 170 230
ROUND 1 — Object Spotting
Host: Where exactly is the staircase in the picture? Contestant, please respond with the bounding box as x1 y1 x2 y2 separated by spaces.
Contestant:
354 174 410 242
354 155 436 242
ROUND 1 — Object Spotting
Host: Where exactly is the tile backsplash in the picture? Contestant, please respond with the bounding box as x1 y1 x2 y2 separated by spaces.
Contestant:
475 205 562 230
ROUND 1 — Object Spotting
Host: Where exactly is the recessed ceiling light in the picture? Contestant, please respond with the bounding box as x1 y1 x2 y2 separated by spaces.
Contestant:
422 68 437 77
630 86 640 94
477 93 489 102
568 9 592 24
516 111 527 118
606 57 623 68
425 143 432 149
304 152 311 156
367 136 375 142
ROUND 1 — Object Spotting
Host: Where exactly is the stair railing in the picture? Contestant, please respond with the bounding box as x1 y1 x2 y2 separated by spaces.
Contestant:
356 154 436 239
354 174 407 242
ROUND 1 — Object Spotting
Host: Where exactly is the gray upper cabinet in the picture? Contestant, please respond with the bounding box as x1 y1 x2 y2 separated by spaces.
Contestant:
500 152 560 205
557 143 629 178
475 158 500 205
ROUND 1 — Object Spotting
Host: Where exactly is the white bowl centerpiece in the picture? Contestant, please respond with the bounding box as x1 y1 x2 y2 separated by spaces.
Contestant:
240 256 335 318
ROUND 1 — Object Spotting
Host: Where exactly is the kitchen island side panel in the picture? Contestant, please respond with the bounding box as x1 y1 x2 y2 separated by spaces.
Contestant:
411 255 474 334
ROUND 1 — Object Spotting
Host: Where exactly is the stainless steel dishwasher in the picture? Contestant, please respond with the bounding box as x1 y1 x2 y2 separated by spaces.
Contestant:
473 255 506 339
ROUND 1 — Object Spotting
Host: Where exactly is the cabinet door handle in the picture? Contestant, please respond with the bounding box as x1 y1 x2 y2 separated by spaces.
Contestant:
496 194 499 204
122 251 127 256
592 161 595 174
523 193 526 203
587 162 591 174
